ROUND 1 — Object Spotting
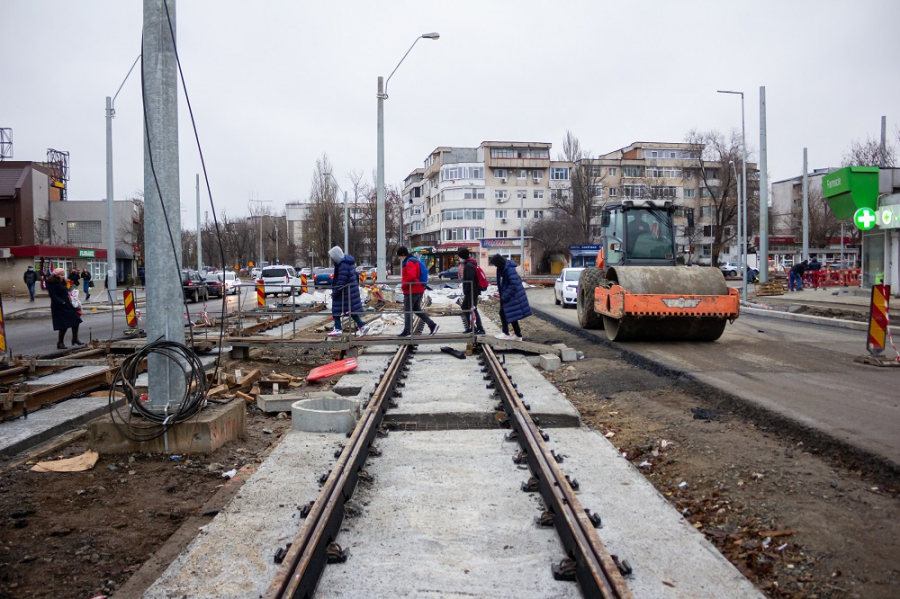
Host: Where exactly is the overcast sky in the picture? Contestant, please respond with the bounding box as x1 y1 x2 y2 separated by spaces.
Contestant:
2 0 898 230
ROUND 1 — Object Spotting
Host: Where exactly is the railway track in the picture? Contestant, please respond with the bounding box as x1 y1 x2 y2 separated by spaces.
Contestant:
265 333 633 599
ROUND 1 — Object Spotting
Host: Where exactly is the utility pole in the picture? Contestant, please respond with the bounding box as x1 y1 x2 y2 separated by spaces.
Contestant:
880 116 887 168
196 174 201 272
376 76 386 281
249 197 271 268
143 0 184 412
520 192 525 275
758 86 769 283
802 148 809 261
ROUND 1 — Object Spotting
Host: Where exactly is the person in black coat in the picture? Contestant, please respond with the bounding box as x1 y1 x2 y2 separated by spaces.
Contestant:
47 268 83 349
23 266 37 302
457 248 485 335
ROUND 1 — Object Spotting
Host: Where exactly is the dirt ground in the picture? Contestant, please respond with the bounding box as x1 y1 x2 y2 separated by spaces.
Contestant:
1 306 899 598
510 307 900 599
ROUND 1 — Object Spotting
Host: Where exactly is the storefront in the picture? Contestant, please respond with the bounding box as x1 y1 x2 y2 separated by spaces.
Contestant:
568 245 601 269
429 242 480 273
3 245 108 296
480 237 534 276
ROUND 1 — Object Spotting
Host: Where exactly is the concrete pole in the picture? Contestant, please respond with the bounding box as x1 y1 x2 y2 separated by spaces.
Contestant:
143 0 185 411
343 191 349 254
196 174 201 272
376 76 386 280
758 86 769 283
802 148 809 261
740 93 748 302
105 96 117 301
840 223 845 269
259 210 263 267
880 116 887 168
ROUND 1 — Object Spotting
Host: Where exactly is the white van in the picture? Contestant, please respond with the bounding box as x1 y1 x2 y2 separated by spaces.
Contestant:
260 265 300 296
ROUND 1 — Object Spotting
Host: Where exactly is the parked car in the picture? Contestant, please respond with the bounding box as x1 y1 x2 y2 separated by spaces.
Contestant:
314 267 335 287
260 265 300 296
182 270 209 303
438 267 459 280
719 262 738 277
554 267 584 308
250 267 261 280
298 267 312 277
206 271 241 297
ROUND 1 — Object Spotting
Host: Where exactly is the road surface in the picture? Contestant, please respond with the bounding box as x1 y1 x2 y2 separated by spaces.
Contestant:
527 287 900 468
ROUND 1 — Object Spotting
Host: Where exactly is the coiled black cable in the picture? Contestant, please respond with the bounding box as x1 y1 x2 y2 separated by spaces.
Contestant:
109 338 209 442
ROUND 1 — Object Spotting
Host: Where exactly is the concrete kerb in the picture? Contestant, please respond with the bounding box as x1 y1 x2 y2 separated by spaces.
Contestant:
742 305 900 334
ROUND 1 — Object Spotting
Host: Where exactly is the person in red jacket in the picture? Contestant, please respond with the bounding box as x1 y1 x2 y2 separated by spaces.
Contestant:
397 246 438 338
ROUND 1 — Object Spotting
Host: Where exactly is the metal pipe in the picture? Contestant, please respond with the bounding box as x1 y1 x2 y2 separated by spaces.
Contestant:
802 148 809 261
758 86 769 283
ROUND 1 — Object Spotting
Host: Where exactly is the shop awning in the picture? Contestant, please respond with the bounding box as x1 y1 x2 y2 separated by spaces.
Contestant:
9 245 108 259
822 166 879 219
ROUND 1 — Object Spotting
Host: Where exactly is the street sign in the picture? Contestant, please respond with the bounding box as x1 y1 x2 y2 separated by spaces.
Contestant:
853 207 877 231
877 205 900 229
78 249 95 258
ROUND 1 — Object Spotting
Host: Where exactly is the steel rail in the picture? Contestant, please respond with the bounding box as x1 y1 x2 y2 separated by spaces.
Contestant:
480 344 633 599
265 343 413 599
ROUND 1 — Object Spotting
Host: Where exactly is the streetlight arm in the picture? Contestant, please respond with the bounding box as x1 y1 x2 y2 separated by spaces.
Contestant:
112 54 142 111
382 37 423 99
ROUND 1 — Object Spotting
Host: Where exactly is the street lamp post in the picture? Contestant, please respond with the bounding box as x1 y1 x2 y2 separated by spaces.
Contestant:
325 172 349 254
717 89 748 302
376 32 440 281
105 53 141 303
249 198 272 268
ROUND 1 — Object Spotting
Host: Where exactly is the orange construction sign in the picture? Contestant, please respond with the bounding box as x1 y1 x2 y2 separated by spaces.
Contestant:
124 290 138 328
257 284 265 307
867 285 890 355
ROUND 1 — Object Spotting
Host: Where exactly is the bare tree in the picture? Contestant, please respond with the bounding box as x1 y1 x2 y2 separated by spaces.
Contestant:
33 211 51 244
842 136 897 167
526 212 577 273
551 130 605 244
684 129 758 266
791 186 846 249
305 154 344 265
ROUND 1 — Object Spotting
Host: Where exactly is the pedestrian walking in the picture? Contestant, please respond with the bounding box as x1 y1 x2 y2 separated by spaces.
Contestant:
789 260 808 292
396 246 439 337
67 266 81 288
457 248 485 335
489 254 532 341
47 267 83 349
23 265 37 302
138 264 145 287
327 245 367 338
80 267 92 301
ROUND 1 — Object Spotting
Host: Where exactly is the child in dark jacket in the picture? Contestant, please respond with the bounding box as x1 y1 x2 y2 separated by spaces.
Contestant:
488 254 532 341
457 248 485 335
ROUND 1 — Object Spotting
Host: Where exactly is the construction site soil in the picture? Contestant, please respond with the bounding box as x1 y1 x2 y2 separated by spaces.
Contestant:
1 306 898 598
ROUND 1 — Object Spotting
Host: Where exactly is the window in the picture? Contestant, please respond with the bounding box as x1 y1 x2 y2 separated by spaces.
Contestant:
608 167 617 176
442 209 484 221
702 225 713 237
533 210 544 219
517 169 527 179
621 185 646 198
533 190 544 199
463 188 485 200
472 167 484 179
494 210 508 219
669 151 677 158
490 147 550 159
700 206 713 218
516 210 527 218
0 218 11 227
444 227 484 241
442 166 485 181
587 165 603 177
494 169 508 179
650 186 677 198
646 167 682 178
495 190 508 200
516 190 527 199
532 170 543 181
66 221 102 244
650 150 658 158
622 166 643 178
683 188 696 198
704 168 720 180
591 185 603 197
609 188 618 197
550 189 570 200
550 167 569 180
495 230 508 238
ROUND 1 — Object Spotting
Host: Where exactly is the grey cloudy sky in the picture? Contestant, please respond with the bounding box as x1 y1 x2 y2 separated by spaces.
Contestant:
2 0 898 230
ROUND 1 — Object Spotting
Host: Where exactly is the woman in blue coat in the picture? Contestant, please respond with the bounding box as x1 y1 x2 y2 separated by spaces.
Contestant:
327 246 366 337
489 254 532 341
47 267 83 349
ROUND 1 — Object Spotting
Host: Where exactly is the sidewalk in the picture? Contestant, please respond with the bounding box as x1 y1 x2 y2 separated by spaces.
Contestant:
745 284 899 319
3 287 146 321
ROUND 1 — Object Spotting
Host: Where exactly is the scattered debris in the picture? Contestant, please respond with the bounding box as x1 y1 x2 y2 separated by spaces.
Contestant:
30 450 99 473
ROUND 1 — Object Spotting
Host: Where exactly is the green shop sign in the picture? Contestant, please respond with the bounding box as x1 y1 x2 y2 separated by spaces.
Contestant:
821 166 879 219
853 207 877 231
878 204 900 229
78 249 95 258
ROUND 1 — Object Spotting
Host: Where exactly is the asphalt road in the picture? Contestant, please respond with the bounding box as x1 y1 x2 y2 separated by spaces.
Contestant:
527 287 900 469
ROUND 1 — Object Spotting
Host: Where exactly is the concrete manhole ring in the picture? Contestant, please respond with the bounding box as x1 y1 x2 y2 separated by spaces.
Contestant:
292 397 360 433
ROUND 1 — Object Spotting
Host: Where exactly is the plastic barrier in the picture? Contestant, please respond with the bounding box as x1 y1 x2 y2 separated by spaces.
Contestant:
124 290 138 328
257 284 265 307
805 268 862 289
301 274 308 294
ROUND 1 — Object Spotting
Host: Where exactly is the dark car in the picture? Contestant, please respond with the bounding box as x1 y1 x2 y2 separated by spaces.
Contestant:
438 267 459 280
314 267 335 287
182 270 209 303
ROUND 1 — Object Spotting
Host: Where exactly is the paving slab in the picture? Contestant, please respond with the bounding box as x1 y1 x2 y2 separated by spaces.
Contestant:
0 394 118 457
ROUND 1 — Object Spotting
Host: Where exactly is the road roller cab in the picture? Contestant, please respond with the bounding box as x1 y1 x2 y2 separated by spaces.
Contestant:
577 199 739 341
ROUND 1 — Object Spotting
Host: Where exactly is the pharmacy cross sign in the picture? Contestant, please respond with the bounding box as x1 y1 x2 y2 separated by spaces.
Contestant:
853 207 877 231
